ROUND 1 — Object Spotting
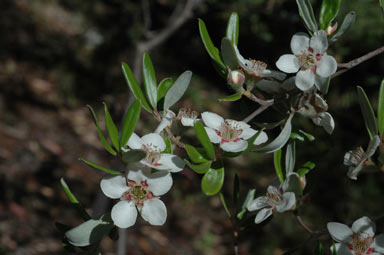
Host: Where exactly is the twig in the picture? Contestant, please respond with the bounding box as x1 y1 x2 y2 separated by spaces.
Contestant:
242 101 274 123
240 87 274 105
332 45 384 78
296 214 313 234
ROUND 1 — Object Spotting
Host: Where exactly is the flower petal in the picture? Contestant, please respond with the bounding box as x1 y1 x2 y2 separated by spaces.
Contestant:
275 192 296 212
295 69 315 91
372 234 384 253
310 30 328 53
111 200 137 228
142 133 166 152
253 131 268 145
205 127 222 144
141 198 167 226
154 110 175 134
262 69 287 81
276 54 301 73
146 171 173 196
100 174 129 199
255 208 273 224
127 168 146 183
290 32 310 55
347 163 364 181
247 196 268 211
239 127 257 140
127 133 144 150
327 222 353 243
156 154 185 173
316 55 337 78
366 135 380 158
220 140 248 152
351 216 376 237
201 112 224 130
181 116 196 127
319 112 335 134
332 243 352 255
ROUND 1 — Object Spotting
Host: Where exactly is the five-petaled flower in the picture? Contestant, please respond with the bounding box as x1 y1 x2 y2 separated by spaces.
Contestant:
327 216 384 255
247 177 296 224
344 136 380 180
201 112 268 153
276 30 337 91
100 168 173 228
122 132 185 173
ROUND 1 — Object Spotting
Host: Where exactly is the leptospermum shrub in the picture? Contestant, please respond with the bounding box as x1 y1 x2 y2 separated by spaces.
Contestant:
57 0 384 254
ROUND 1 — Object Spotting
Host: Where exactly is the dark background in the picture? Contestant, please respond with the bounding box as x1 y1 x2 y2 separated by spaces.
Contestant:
0 0 383 254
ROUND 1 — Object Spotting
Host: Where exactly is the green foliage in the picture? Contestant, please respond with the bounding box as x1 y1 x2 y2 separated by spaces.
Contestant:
163 71 192 110
103 103 120 152
142 53 158 109
378 80 384 137
296 0 318 33
60 178 91 221
157 78 174 103
201 160 225 195
357 86 378 140
185 144 209 163
120 100 141 149
218 93 242 102
274 149 284 184
221 38 238 70
121 150 146 164
225 12 239 45
319 0 341 30
329 11 355 44
194 121 216 160
79 158 121 175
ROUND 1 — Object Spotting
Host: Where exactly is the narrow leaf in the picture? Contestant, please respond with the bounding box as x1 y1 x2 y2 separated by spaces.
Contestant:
378 80 384 137
185 144 209 163
274 149 284 184
164 71 192 110
314 241 325 255
237 189 256 220
65 214 114 247
185 160 211 174
296 0 318 33
285 142 296 175
157 78 173 102
163 137 173 154
198 19 226 72
86 105 116 156
121 150 146 164
226 12 239 45
357 86 378 140
103 103 120 152
201 160 225 195
120 100 141 148
219 193 232 218
218 92 242 102
299 129 315 141
329 12 355 44
121 63 152 112
60 178 91 220
221 38 239 70
194 121 216 160
253 114 294 153
80 158 121 175
297 161 316 177
319 0 341 30
142 53 158 109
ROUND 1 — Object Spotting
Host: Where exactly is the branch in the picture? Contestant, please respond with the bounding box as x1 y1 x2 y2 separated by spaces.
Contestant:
332 45 384 78
242 102 274 123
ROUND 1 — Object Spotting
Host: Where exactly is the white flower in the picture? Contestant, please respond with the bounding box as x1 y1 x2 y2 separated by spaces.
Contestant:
344 136 380 180
154 110 176 134
201 112 268 153
177 108 200 127
327 216 384 255
122 132 185 172
247 178 296 224
276 30 337 91
100 168 173 228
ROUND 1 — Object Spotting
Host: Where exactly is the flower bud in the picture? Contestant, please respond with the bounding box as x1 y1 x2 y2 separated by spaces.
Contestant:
326 23 338 36
227 70 245 87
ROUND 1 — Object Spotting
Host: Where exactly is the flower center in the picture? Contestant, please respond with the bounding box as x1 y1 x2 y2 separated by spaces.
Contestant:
296 48 323 72
241 59 267 77
265 187 283 207
217 120 243 143
349 147 367 166
141 143 162 166
121 180 154 209
178 108 199 121
347 232 374 255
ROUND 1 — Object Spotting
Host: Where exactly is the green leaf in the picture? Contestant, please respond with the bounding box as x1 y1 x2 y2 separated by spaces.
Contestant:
194 121 216 160
315 76 331 95
297 161 316 177
103 103 120 152
381 0 384 12
120 100 141 148
201 160 225 195
163 71 192 110
314 240 325 255
299 129 315 141
319 0 341 30
253 114 293 153
142 53 158 109
80 158 122 175
65 214 114 247
219 193 232 218
221 38 238 70
329 12 355 44
290 132 305 142
157 78 173 103
185 160 211 174
378 80 384 137
86 105 116 156
332 243 338 255
296 0 318 33
237 189 256 220
285 142 296 175
226 12 239 45
121 62 152 112
274 149 284 184
357 86 378 140
121 150 146 164
198 19 226 73
163 137 172 154
218 93 242 102
60 178 91 220
185 144 208 163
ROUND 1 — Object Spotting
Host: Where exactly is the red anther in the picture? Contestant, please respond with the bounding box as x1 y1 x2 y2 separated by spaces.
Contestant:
141 181 148 187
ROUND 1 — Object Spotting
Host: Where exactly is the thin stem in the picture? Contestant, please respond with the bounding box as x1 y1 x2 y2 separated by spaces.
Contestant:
242 101 274 123
295 213 313 234
333 45 384 78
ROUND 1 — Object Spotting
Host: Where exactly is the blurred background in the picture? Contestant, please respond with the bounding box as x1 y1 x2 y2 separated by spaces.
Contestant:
0 0 383 254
